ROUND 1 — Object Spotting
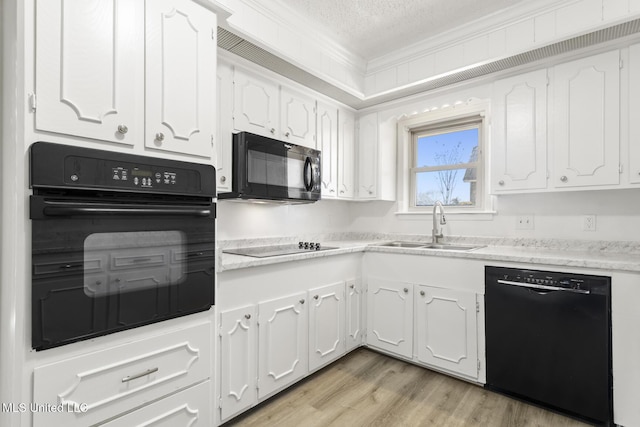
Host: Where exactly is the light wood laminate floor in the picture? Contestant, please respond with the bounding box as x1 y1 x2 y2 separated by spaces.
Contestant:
224 348 590 427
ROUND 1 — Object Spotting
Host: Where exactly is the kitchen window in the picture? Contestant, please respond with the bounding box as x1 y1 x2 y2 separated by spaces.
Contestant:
397 101 490 216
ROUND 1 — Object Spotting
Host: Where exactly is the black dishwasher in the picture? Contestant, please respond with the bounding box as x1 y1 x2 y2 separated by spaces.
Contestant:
485 266 612 426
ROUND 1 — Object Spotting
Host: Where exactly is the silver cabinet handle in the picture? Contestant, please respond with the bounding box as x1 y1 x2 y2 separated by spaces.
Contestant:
122 367 158 383
117 125 128 135
270 128 275 134
244 314 251 319
349 284 354 289
299 299 305 304
498 180 505 186
285 132 290 137
340 190 345 194
560 175 568 182
368 190 373 195
313 295 319 300
330 189 335 193
155 132 165 142
403 288 408 293
420 290 425 296
220 176 227 183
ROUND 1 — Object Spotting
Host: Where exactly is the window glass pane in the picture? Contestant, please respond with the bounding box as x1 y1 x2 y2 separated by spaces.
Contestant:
415 168 477 207
416 128 479 167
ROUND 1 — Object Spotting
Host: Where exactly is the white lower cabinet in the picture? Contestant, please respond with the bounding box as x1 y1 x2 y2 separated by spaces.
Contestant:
345 279 364 351
101 381 211 426
366 278 413 358
415 285 479 379
219 305 258 422
257 293 308 399
32 322 211 427
308 282 346 371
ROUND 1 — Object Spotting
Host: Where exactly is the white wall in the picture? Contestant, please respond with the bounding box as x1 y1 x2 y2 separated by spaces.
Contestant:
348 189 640 242
216 199 353 240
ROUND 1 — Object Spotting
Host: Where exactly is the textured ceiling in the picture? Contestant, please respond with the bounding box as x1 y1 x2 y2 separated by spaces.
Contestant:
275 0 527 60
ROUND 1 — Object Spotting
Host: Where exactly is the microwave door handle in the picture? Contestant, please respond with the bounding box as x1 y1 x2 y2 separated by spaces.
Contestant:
41 202 212 217
303 157 313 191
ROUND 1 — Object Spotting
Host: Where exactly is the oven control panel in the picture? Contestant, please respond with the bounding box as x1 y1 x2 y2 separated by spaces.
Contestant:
64 156 201 193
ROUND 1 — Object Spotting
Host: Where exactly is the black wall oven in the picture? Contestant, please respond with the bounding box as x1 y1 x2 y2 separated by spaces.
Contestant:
218 131 321 203
30 142 216 350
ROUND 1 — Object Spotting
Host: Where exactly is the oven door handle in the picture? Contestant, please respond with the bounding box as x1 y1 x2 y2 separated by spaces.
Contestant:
40 202 213 217
496 279 590 295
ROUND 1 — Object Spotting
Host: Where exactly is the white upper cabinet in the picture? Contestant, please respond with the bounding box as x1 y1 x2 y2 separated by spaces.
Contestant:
356 112 396 201
357 112 379 199
216 59 234 192
491 69 548 192
233 68 280 139
34 0 216 159
629 43 640 184
280 87 316 149
551 50 621 188
338 108 356 199
35 0 144 145
145 0 217 157
317 102 339 197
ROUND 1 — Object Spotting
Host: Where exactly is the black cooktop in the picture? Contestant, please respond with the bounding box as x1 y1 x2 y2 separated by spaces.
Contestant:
223 242 338 258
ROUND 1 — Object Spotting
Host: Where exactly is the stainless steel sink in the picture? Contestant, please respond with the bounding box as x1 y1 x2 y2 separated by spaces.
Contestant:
376 241 429 248
421 243 485 251
374 241 485 251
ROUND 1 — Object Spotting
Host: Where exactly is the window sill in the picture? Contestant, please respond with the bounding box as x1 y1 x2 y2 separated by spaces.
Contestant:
394 210 496 221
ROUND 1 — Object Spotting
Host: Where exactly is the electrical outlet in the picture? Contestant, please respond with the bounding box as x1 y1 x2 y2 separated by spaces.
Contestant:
516 215 534 230
583 215 596 231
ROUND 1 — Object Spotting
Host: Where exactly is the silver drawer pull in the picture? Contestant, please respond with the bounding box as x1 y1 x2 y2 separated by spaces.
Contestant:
122 367 158 383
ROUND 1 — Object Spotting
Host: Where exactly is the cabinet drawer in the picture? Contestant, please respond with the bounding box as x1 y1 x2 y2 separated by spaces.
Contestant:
101 381 211 427
33 322 211 427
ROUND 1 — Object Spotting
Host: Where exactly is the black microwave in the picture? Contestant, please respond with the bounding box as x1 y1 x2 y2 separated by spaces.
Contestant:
219 132 321 203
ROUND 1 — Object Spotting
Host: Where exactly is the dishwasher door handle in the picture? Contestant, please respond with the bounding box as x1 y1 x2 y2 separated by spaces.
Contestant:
497 279 590 295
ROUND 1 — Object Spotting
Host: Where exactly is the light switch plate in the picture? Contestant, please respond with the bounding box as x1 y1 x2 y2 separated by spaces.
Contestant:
516 215 534 230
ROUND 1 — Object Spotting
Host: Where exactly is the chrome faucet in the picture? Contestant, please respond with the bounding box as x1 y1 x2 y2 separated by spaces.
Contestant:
432 201 446 243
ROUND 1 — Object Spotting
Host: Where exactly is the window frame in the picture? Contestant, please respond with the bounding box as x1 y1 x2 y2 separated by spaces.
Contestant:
396 101 492 217
409 118 484 211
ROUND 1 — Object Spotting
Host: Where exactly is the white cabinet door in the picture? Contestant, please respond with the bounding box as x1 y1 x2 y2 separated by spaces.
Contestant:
145 0 216 158
552 50 621 188
492 69 548 192
258 293 308 399
281 87 316 148
220 305 258 422
415 286 478 379
35 0 144 145
338 108 356 199
100 381 211 427
233 68 279 138
308 282 345 371
345 279 363 351
629 43 640 184
366 278 413 358
357 112 379 199
317 102 338 198
217 59 234 192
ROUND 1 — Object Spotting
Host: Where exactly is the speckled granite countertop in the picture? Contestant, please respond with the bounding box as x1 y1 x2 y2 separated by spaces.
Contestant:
217 233 640 273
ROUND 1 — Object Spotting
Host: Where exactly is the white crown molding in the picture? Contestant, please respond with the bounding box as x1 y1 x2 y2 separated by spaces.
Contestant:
239 0 368 74
366 0 580 73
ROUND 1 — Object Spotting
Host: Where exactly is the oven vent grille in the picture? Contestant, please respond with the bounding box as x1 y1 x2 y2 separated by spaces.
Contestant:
218 18 640 109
